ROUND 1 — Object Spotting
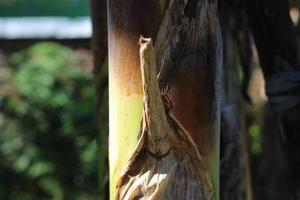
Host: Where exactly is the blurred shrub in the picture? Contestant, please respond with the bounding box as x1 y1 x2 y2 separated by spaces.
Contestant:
0 42 102 200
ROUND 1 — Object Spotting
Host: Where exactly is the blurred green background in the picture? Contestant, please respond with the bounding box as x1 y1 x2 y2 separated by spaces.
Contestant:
0 0 89 17
0 42 107 200
0 1 108 199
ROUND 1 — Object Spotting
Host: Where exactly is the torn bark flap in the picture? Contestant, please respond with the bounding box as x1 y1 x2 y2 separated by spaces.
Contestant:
115 37 214 200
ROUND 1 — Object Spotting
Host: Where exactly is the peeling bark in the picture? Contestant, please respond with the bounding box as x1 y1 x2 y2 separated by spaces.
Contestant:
155 0 222 155
155 1 222 196
108 0 222 198
116 38 213 200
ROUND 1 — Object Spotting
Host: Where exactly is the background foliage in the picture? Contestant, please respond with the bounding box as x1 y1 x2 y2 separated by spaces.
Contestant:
0 42 106 200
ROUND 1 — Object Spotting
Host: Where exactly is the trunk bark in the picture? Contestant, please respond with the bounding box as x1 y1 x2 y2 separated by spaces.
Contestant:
108 0 222 199
155 0 222 198
116 37 213 200
107 0 160 198
90 0 109 199
246 0 300 198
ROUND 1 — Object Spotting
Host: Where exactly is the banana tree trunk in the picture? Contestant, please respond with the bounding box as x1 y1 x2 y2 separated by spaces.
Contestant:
108 0 222 199
107 0 160 198
155 0 222 198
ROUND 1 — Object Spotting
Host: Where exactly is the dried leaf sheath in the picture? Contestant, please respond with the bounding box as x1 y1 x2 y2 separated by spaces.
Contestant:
115 38 214 200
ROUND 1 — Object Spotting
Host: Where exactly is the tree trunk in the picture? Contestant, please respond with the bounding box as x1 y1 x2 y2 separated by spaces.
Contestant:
107 0 160 198
90 0 109 199
219 1 252 199
246 0 300 198
116 37 214 199
108 0 222 199
155 1 222 198
253 104 292 200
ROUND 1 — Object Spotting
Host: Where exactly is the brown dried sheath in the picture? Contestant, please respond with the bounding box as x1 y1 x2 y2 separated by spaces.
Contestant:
115 37 214 200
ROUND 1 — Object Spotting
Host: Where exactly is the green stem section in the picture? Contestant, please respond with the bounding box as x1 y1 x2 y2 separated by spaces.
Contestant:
107 1 160 199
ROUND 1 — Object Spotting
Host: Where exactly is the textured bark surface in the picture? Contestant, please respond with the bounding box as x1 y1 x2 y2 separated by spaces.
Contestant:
108 0 222 198
155 0 222 196
116 38 213 200
107 0 161 198
156 0 222 155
